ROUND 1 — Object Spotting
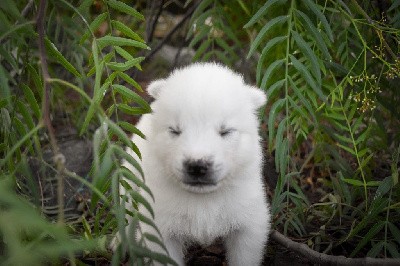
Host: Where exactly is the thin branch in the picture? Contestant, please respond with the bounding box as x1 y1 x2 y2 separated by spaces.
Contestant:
350 0 397 60
142 1 200 65
270 230 400 266
36 0 65 225
146 0 165 43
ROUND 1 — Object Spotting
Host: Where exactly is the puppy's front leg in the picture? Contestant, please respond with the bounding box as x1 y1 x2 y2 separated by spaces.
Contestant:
225 221 269 266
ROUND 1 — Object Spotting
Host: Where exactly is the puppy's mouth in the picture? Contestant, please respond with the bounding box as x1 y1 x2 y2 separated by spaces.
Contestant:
183 180 217 187
180 174 221 193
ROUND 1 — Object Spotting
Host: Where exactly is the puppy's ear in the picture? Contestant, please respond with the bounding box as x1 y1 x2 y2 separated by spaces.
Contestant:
247 86 267 109
147 79 167 99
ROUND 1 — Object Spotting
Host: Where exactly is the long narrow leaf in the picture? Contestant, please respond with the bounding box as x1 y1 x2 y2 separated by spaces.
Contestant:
247 15 288 58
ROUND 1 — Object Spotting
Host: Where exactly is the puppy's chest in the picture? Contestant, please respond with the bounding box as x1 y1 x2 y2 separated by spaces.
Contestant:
157 200 240 245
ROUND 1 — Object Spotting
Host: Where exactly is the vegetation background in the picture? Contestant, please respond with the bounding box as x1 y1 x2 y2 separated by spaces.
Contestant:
0 0 399 265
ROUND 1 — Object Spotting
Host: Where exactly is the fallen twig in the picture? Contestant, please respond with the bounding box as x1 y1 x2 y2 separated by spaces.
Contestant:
270 230 400 266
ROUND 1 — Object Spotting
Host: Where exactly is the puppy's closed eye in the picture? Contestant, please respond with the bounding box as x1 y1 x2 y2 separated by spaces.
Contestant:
219 127 236 137
168 126 182 136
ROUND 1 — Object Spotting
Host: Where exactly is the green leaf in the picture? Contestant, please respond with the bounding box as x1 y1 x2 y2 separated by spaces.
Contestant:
80 12 107 44
113 149 142 181
193 39 212 61
289 54 326 102
247 15 288 58
107 119 135 151
288 76 317 122
113 84 150 111
80 75 108 135
260 59 285 89
295 9 331 59
136 212 162 237
302 0 333 41
0 124 42 168
388 0 400 12
118 121 145 139
366 241 384 258
97 35 150 50
44 37 81 78
288 96 310 123
291 30 321 84
117 72 142 92
128 189 154 218
0 0 20 20
16 100 35 130
333 132 353 144
340 176 364 187
244 0 286 28
111 20 145 42
386 242 400 258
189 25 211 48
114 46 134 60
107 57 144 72
215 38 234 57
365 180 380 187
355 127 370 145
21 84 40 120
92 124 106 175
266 79 285 99
388 222 400 245
117 103 149 116
0 45 17 70
107 0 144 20
351 221 385 257
81 216 93 239
188 0 213 34
275 118 287 162
120 167 153 201
324 111 346 121
268 98 286 150
374 175 393 199
337 143 356 156
277 139 289 175
257 36 287 84
143 232 168 252
0 65 10 101
27 64 43 94
214 51 231 65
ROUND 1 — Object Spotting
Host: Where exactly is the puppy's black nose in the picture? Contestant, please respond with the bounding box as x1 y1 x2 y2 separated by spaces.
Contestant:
184 159 211 178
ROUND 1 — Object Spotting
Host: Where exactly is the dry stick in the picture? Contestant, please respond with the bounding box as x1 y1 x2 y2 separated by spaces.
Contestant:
37 0 65 225
271 230 400 266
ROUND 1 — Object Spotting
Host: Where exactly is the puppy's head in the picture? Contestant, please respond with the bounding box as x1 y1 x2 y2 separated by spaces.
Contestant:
147 63 266 193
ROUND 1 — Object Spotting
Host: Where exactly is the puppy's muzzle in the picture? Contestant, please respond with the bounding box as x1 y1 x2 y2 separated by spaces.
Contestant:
183 159 216 186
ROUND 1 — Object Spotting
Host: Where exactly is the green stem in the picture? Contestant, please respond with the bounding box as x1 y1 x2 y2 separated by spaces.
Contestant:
283 0 295 211
340 101 368 209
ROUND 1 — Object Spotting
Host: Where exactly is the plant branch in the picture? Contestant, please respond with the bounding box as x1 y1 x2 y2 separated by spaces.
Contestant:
37 0 65 225
271 230 400 265
350 0 397 60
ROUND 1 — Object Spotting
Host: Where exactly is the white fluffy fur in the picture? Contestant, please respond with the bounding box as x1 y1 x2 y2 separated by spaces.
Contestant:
120 63 271 265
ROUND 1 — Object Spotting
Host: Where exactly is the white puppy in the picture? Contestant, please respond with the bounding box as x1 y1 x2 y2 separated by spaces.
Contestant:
120 63 270 265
